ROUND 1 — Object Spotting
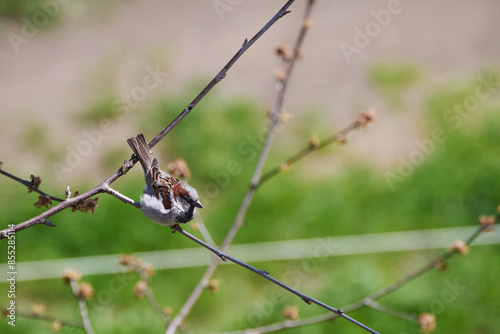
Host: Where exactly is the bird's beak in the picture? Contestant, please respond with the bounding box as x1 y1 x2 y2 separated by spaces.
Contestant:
193 200 203 209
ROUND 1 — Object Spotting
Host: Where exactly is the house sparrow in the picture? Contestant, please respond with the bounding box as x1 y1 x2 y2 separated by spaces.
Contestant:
127 134 202 226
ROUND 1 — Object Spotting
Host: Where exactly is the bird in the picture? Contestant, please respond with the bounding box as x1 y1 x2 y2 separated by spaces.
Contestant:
127 134 202 226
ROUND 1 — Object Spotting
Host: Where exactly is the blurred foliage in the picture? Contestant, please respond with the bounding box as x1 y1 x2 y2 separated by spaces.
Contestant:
1 69 500 334
369 61 423 109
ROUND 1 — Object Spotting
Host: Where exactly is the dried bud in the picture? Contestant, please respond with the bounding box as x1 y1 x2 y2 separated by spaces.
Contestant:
34 195 52 209
335 133 347 144
418 313 436 333
280 162 291 174
279 111 291 124
78 282 94 300
274 68 287 81
164 306 173 316
275 42 292 61
31 302 46 317
167 159 192 180
71 191 99 214
303 18 314 29
355 108 377 128
62 268 82 284
452 240 469 255
134 280 148 298
51 319 63 332
28 175 42 192
208 279 219 294
119 254 134 266
434 260 447 272
308 135 320 148
283 306 299 320
479 215 496 232
141 262 155 277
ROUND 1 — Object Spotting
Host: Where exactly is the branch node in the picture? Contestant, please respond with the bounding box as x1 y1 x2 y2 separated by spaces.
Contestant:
43 220 56 227
219 254 227 262
302 298 312 305
122 159 134 174
243 38 248 46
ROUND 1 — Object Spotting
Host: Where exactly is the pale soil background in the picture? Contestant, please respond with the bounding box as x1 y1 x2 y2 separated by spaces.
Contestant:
1 0 499 184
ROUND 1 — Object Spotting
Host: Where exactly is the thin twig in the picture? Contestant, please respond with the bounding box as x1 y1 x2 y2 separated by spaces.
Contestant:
0 0 290 239
219 222 492 333
0 169 64 202
194 212 217 247
148 0 295 150
103 185 141 209
257 120 361 187
69 280 95 334
140 271 171 326
364 299 417 322
258 107 376 187
4 308 84 329
166 2 311 333
173 225 379 334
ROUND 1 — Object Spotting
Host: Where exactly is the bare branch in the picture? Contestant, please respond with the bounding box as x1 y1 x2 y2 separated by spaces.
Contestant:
0 169 64 202
258 109 376 187
148 0 296 150
140 271 171 326
173 225 379 334
364 299 416 322
2 308 84 330
166 2 314 333
0 0 296 240
103 185 141 209
69 280 95 334
221 220 494 333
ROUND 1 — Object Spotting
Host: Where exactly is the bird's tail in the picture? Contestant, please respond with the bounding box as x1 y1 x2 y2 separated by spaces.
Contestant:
127 134 153 174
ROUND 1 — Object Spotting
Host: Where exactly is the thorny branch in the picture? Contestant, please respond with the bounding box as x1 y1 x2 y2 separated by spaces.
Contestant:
0 0 295 239
216 217 496 334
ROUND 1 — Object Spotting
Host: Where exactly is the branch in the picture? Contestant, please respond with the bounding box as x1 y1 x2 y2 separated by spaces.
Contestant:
69 280 95 334
221 219 495 333
1 0 290 239
364 300 416 322
166 1 312 332
257 109 376 187
0 168 64 202
173 225 379 334
2 308 84 329
140 271 171 326
148 1 295 150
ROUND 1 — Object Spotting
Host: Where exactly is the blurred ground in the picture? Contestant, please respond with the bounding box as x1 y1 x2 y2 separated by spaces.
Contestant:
1 0 499 183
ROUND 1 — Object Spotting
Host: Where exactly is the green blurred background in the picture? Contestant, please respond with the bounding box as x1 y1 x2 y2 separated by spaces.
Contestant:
1 1 500 333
